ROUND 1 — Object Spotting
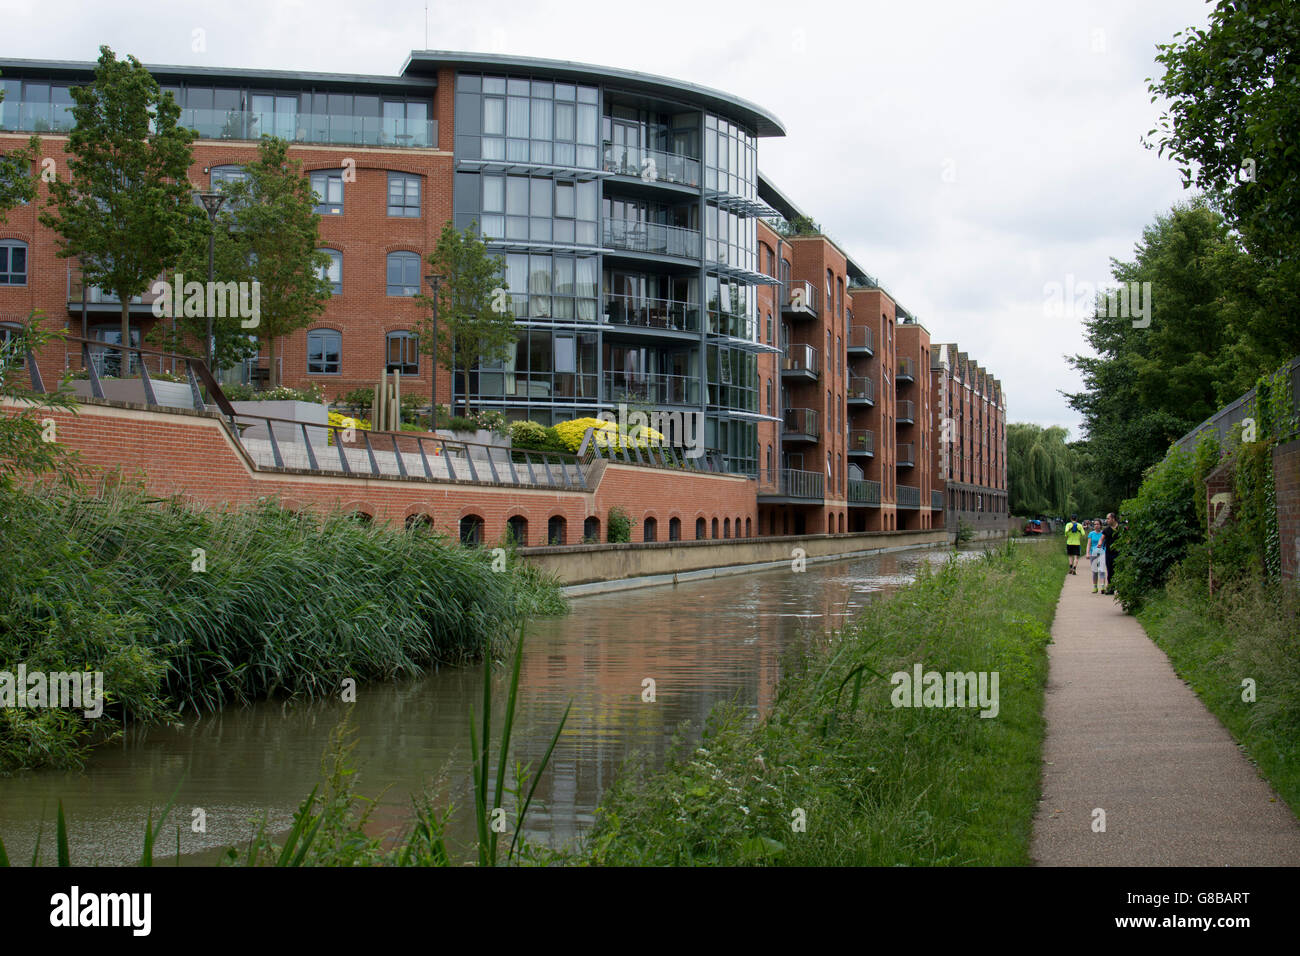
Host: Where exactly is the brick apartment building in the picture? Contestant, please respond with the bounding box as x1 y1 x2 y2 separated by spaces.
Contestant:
0 50 1007 535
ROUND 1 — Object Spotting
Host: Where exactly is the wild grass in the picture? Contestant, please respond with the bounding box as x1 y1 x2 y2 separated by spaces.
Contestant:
0 484 566 773
581 540 1064 866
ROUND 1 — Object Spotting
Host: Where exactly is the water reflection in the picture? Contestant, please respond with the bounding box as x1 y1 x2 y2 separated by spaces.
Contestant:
0 544 986 865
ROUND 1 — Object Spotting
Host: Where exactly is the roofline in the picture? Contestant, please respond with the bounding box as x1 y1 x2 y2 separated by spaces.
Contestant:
402 50 785 137
0 56 429 91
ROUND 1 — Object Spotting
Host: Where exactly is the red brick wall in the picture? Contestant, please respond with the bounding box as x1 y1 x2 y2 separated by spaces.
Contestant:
1273 439 1300 582
10 400 756 546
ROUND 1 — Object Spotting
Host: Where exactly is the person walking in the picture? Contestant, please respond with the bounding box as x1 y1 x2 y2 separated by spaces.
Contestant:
1088 519 1107 593
1064 515 1085 574
1101 513 1119 594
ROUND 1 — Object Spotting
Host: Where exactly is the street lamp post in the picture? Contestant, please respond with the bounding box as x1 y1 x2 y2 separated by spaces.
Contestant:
425 273 443 428
195 191 227 372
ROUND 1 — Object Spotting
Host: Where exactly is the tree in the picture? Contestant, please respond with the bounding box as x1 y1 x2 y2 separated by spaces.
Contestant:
1007 423 1073 516
1146 0 1300 366
209 137 332 387
0 316 83 491
1065 201 1261 506
416 221 515 417
0 75 39 221
40 47 199 374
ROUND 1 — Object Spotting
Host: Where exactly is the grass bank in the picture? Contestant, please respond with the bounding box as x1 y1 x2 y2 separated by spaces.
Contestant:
1136 569 1300 817
0 485 565 774
582 540 1064 866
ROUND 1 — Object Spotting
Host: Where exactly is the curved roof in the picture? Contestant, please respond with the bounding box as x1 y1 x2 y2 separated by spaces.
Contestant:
402 50 785 137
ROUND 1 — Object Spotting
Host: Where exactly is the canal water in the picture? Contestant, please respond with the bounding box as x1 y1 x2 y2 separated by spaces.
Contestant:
0 543 991 865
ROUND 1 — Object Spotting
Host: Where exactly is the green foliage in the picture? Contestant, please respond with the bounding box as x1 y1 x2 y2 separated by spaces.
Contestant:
222 383 324 404
0 73 38 219
1113 445 1214 611
416 222 515 416
955 520 974 543
39 46 200 363
0 485 566 772
0 317 85 491
1007 423 1074 515
606 506 632 544
509 419 567 454
586 542 1064 866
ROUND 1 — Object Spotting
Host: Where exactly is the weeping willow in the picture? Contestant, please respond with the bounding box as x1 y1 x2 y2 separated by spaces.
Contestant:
1008 423 1074 516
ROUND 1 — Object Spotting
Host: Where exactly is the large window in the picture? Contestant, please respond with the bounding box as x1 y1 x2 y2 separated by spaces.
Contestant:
503 252 598 321
386 331 419 374
388 172 421 217
0 240 28 285
703 114 757 200
307 329 342 374
457 171 599 245
317 249 342 295
386 252 421 296
455 74 600 169
311 170 344 215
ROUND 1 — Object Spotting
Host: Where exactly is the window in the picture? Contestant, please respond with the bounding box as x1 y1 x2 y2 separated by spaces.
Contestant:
307 329 342 374
210 164 250 198
696 517 707 540
460 514 485 546
669 517 681 541
405 513 433 532
724 518 731 538
583 515 600 542
506 515 528 546
388 172 421 217
547 515 567 546
310 170 344 215
387 251 421 296
318 249 342 294
386 331 418 374
712 517 719 539
643 516 657 542
0 240 27 285
0 322 24 370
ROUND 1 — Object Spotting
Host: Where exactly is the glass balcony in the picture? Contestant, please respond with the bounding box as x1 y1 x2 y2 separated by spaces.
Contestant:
603 219 701 259
781 343 819 381
848 428 874 455
603 370 699 405
602 144 701 188
782 280 818 318
603 292 700 332
783 407 820 441
178 108 435 148
847 325 874 352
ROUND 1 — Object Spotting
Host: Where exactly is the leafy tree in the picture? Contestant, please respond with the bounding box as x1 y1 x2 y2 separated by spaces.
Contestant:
0 317 83 490
1007 423 1073 516
40 47 199 374
201 137 332 387
1065 201 1259 505
416 221 515 416
1146 0 1300 369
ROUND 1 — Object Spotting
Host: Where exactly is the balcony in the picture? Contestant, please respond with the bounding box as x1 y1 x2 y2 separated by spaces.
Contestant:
66 265 155 311
897 442 915 467
897 399 915 424
847 325 874 354
898 484 921 509
783 407 820 442
781 280 818 319
603 370 699 406
602 144 701 188
848 428 874 456
898 356 916 383
848 376 874 405
603 219 701 260
781 344 819 382
931 489 944 510
603 293 700 333
758 467 824 501
848 478 882 506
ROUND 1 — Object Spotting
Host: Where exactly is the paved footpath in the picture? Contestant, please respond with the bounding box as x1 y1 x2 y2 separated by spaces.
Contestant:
1031 562 1300 865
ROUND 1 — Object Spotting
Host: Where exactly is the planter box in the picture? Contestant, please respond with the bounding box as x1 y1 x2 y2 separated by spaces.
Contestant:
231 400 329 448
73 377 197 410
436 428 511 449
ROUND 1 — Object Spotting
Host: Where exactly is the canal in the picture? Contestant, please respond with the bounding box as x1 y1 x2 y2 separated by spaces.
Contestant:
0 542 992 865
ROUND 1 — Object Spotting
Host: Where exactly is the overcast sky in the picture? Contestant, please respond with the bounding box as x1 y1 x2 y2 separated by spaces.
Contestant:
3 0 1213 436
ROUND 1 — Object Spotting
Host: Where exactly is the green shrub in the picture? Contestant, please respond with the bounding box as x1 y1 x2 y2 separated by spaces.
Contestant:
510 420 568 454
607 506 632 544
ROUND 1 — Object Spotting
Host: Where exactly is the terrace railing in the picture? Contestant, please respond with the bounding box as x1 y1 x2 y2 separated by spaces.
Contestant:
898 484 921 508
603 292 701 332
848 478 881 505
603 219 701 259
602 144 701 188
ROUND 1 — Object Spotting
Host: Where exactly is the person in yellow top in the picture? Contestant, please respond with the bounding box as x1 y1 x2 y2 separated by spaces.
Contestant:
1063 515 1085 575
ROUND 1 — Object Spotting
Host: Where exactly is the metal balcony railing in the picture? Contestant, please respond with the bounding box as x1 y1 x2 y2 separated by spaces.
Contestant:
898 356 917 381
603 219 701 259
603 292 700 332
897 399 915 422
758 467 824 499
782 280 818 316
783 407 820 439
932 489 944 510
782 343 819 375
602 144 701 188
898 484 921 508
848 428 874 454
898 442 915 466
603 370 699 405
848 376 874 402
847 325 874 351
848 478 881 505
